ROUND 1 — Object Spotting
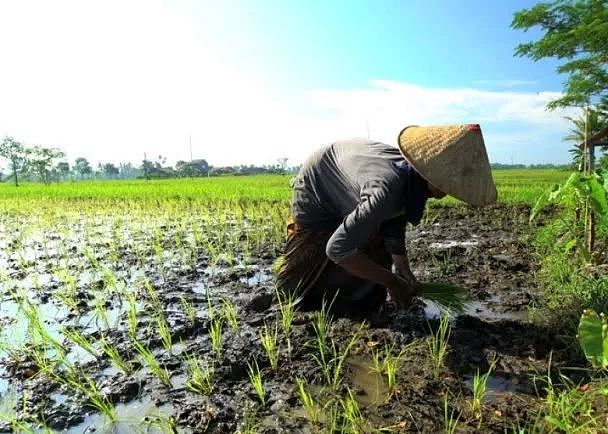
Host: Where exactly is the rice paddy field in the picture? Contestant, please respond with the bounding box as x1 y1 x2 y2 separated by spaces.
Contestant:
1 168 603 433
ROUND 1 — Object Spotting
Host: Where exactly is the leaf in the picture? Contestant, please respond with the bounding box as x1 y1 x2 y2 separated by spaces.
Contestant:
586 175 608 216
563 238 577 254
530 191 549 223
577 309 608 369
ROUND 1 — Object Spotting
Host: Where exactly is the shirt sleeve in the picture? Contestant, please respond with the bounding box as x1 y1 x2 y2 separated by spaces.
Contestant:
325 179 402 263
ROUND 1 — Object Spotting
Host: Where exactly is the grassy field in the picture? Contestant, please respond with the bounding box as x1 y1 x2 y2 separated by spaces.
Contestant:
0 168 569 205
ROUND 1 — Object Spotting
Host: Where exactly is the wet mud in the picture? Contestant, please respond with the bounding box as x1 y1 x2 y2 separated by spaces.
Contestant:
0 205 586 433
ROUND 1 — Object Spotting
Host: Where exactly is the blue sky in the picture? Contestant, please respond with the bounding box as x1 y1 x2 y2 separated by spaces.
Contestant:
0 1 578 167
185 0 563 92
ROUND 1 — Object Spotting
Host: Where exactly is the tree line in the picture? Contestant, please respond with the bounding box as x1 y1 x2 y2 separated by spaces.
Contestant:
0 136 298 186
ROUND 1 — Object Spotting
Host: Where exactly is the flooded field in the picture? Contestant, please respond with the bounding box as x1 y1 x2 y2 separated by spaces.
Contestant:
0 181 592 433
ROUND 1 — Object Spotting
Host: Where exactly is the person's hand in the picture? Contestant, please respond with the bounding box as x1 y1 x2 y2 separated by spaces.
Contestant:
386 274 416 309
393 255 418 289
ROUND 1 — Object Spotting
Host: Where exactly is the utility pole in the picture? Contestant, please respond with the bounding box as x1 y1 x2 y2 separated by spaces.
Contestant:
189 136 193 162
143 152 149 180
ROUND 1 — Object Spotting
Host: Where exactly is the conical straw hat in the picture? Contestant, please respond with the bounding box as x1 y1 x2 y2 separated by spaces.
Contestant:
397 124 497 206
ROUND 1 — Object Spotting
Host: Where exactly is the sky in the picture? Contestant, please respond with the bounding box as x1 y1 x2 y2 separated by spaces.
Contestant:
0 0 579 168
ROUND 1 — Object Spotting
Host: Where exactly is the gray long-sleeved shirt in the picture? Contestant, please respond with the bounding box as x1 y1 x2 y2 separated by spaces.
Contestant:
291 139 429 263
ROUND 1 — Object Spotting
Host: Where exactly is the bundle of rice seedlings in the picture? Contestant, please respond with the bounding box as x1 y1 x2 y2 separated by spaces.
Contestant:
416 281 471 313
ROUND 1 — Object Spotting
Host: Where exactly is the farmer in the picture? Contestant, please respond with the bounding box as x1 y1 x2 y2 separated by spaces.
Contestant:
276 124 497 314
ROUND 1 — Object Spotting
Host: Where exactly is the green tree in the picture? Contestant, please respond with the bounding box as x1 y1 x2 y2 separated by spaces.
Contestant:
512 0 608 109
141 159 153 180
28 146 65 184
0 136 28 186
101 163 119 178
74 157 92 179
56 161 71 181
175 159 209 177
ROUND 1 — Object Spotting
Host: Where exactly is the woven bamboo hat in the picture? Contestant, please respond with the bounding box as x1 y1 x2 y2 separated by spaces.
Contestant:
397 124 497 206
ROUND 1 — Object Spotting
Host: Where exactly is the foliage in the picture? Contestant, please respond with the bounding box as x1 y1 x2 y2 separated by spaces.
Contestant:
512 0 608 108
175 159 209 177
533 218 608 327
56 161 71 180
577 309 608 369
100 163 119 178
74 157 92 178
530 170 608 260
0 136 28 186
26 146 65 184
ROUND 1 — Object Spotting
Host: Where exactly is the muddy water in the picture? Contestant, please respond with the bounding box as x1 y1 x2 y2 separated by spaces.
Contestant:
0 205 583 433
464 373 528 402
64 396 179 434
347 356 390 406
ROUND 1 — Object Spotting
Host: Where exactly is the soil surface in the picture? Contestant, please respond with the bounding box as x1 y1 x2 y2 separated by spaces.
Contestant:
0 205 585 433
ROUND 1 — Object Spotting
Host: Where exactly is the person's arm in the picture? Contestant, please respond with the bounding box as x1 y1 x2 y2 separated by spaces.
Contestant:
381 215 418 290
338 253 415 307
325 179 415 307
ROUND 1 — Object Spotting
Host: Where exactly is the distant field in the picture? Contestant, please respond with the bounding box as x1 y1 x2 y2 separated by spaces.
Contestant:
0 168 569 206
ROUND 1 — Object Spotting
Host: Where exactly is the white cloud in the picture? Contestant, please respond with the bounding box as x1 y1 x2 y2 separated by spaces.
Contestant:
0 1 578 168
307 81 577 164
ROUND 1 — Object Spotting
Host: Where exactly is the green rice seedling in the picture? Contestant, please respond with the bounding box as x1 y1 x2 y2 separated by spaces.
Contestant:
327 323 364 391
247 360 266 406
340 388 365 433
427 314 451 380
275 288 295 353
61 364 117 424
417 281 471 313
92 293 111 330
180 295 197 325
443 394 460 434
470 358 497 419
143 278 163 311
84 247 100 270
62 328 97 357
143 414 178 434
370 343 409 395
27 339 59 375
155 310 173 353
259 322 279 371
221 298 239 333
0 394 36 433
132 340 172 387
324 402 341 434
126 291 139 338
54 269 80 311
209 316 223 359
312 304 330 375
18 295 65 358
184 354 214 395
100 335 133 374
100 267 118 295
312 320 364 390
295 378 318 424
236 407 260 434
